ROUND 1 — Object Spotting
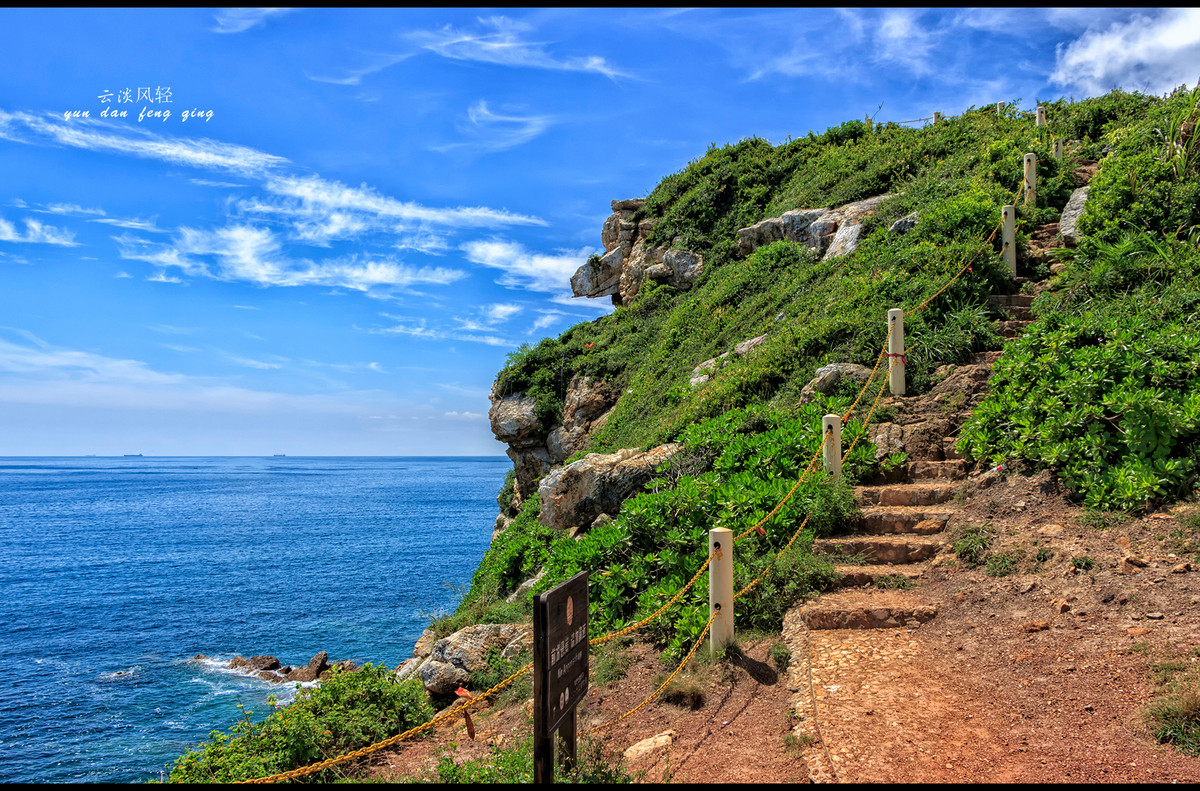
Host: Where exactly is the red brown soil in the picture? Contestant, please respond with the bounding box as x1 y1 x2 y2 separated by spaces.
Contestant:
360 474 1200 784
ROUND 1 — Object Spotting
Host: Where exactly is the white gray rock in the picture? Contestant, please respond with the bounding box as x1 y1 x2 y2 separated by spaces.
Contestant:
889 211 920 234
1059 186 1090 246
538 444 682 532
689 334 769 387
417 623 532 695
797 363 875 404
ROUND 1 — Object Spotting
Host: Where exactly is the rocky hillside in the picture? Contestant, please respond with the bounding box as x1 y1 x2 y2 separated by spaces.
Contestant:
442 85 1200 668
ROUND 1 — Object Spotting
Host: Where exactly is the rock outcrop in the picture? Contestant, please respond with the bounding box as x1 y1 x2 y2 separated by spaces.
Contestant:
489 374 618 508
796 363 875 404
571 198 704 306
285 651 331 683
736 194 892 259
537 443 682 533
1058 186 1089 246
406 623 533 695
689 334 770 387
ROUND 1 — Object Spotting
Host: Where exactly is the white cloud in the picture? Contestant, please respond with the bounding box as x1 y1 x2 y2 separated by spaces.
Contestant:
0 109 289 177
37 203 105 217
433 101 555 154
117 224 468 295
408 15 633 80
211 8 295 34
528 311 564 334
1051 9 1200 96
373 313 515 347
306 53 414 86
90 216 164 232
460 238 594 294
252 174 546 230
444 410 486 420
190 178 247 188
0 216 79 246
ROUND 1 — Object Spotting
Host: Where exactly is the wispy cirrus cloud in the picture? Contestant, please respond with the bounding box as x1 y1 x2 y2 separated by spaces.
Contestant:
211 8 296 35
0 216 79 246
306 52 414 86
432 101 555 154
0 109 289 177
407 15 634 80
1051 8 1200 96
460 238 594 295
371 313 514 347
115 224 468 296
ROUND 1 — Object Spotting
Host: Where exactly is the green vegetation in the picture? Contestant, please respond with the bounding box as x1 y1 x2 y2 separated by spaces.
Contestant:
165 665 433 783
985 549 1023 577
958 86 1200 512
874 573 915 590
419 736 637 783
953 523 997 567
169 87 1200 781
769 641 792 673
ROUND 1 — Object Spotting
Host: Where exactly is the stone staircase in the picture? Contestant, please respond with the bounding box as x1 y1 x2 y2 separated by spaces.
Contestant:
791 290 1038 631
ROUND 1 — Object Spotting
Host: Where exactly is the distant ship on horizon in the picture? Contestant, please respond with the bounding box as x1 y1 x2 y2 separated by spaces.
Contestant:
273 454 286 457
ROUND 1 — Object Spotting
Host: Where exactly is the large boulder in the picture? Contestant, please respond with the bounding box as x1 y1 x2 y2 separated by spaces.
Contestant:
538 443 682 532
285 651 331 683
736 194 891 260
796 363 875 404
1058 186 1089 246
228 655 282 672
417 623 532 695
571 197 702 306
488 392 543 448
490 375 619 506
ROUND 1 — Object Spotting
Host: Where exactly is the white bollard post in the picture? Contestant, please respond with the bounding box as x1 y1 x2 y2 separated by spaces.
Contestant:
1053 139 1064 159
822 415 842 480
708 527 733 654
1023 153 1037 206
887 308 905 396
932 111 941 124
996 102 1004 115
1036 106 1047 127
1002 205 1017 277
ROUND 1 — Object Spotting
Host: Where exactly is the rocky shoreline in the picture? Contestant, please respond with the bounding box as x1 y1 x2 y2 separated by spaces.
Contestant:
192 651 359 684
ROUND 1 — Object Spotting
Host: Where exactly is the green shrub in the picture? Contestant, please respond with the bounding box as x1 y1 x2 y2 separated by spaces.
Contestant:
166 665 433 783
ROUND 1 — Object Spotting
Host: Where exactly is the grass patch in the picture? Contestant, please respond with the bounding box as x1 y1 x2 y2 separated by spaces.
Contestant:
769 641 792 673
953 522 997 567
651 671 707 710
985 549 1024 577
874 573 915 590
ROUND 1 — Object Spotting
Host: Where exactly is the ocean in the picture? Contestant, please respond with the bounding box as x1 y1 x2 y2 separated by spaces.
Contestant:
0 456 508 783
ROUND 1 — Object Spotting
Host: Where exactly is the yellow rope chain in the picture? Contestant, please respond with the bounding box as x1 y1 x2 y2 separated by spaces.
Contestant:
237 117 1052 786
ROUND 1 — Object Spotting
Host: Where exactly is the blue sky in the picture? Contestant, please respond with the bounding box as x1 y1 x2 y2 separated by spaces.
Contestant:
1 7 1197 455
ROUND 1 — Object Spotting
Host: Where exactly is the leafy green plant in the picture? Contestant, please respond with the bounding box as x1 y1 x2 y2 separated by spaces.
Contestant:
1072 555 1096 571
167 665 433 783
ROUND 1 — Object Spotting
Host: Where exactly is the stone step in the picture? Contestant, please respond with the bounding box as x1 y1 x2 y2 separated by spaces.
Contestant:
942 436 965 460
833 564 925 589
987 293 1035 308
854 482 957 507
1004 305 1033 321
998 319 1033 338
859 506 954 535
813 535 943 564
797 589 937 630
907 459 969 480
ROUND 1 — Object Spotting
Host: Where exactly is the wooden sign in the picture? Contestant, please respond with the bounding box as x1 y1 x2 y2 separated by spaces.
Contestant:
533 571 589 783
